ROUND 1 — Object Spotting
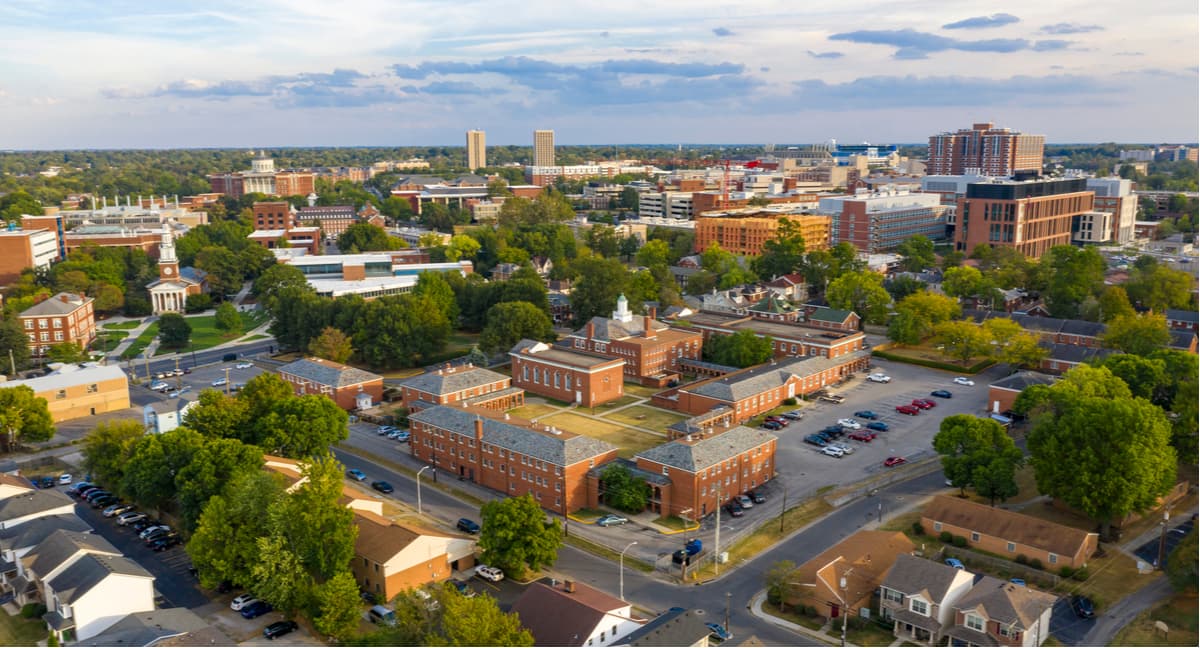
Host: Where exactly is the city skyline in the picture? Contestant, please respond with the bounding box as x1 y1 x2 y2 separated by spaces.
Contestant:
0 0 1197 149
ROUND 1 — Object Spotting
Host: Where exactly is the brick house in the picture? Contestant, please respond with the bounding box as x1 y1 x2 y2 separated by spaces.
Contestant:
277 357 384 411
802 306 861 332
986 372 1056 415
351 509 476 601
663 352 871 422
511 579 643 647
945 576 1057 647
509 340 625 407
407 405 619 513
400 364 524 413
1166 308 1198 332
921 496 1099 569
674 312 866 360
787 530 916 621
18 293 96 356
563 297 703 386
879 554 976 645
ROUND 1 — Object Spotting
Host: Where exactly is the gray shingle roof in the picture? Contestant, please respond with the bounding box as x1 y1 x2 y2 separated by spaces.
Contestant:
409 405 617 466
0 488 74 521
19 293 91 317
951 574 1057 630
78 608 217 647
47 554 153 604
1038 342 1115 365
635 425 776 473
509 340 623 369
401 366 508 396
279 357 382 388
616 608 712 646
1166 309 1199 324
685 352 870 402
0 515 91 552
989 371 1056 392
28 530 120 579
569 315 669 342
1169 329 1197 350
882 554 963 602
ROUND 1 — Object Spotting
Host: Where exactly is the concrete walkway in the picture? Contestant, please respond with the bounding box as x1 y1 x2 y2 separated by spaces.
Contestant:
1079 575 1173 646
104 316 157 359
747 590 843 646
538 400 668 437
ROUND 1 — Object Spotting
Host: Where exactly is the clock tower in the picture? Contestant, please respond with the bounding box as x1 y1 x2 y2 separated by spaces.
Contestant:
158 230 180 281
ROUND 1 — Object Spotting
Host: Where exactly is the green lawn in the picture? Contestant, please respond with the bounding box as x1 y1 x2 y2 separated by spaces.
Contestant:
508 404 563 420
652 515 699 531
622 383 664 398
120 323 160 360
541 412 661 458
0 610 49 645
241 334 270 342
91 331 129 353
601 405 685 431
154 310 271 356
100 320 142 330
1112 591 1198 646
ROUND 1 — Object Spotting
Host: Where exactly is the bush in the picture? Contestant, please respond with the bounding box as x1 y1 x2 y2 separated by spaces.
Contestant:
1072 567 1089 581
939 531 953 543
20 603 46 618
952 535 968 548
912 521 925 537
1058 566 1076 578
783 397 797 405
185 293 213 313
1029 558 1044 570
1015 554 1028 565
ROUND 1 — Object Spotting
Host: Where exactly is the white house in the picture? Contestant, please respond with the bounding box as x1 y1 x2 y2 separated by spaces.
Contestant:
142 395 199 434
44 553 155 642
18 530 121 607
0 474 34 501
511 579 644 647
0 488 76 531
879 554 977 645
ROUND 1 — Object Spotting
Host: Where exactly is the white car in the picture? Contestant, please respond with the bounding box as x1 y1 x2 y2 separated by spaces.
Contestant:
230 594 259 611
139 525 170 540
866 373 891 383
837 418 862 430
821 446 845 458
150 381 170 391
737 495 754 509
953 377 975 386
211 378 228 387
475 565 504 582
58 474 72 485
235 362 253 369
117 511 146 526
830 443 855 455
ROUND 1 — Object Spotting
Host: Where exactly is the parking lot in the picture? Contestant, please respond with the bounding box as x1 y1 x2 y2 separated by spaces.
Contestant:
128 359 270 408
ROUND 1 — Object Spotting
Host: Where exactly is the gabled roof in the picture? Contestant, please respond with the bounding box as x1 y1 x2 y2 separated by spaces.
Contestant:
1058 319 1105 337
28 530 120 578
401 365 508 396
1038 342 1115 365
1169 329 1197 350
951 575 1057 631
989 371 1056 393
616 608 710 646
0 487 73 520
0 515 91 552
409 406 617 467
47 554 153 604
353 509 466 565
511 580 632 646
569 315 670 343
747 294 795 314
78 607 224 647
882 554 965 603
793 530 916 606
1166 309 1199 324
683 352 870 403
278 357 382 388
19 293 91 317
635 426 775 473
807 307 856 323
0 473 33 493
923 495 1097 559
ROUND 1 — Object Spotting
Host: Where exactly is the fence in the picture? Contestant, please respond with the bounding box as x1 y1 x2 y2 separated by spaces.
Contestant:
937 546 1061 588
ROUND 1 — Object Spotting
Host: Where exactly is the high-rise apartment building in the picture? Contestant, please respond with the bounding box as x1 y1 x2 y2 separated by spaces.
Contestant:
533 130 555 167
466 130 486 170
954 176 1094 259
928 122 1045 176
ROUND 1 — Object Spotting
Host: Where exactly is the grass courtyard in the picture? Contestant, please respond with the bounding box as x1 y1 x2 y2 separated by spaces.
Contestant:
600 405 686 430
540 412 661 458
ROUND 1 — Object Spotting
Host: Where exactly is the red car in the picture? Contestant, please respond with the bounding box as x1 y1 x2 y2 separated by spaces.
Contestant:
848 432 876 442
884 456 907 467
896 405 920 415
911 399 936 410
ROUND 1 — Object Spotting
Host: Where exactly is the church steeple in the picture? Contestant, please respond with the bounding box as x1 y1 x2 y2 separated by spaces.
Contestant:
158 230 179 281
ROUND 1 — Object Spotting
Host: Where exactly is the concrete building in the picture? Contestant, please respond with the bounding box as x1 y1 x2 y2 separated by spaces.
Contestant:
400 364 522 413
694 208 831 255
146 230 206 314
467 130 486 171
277 357 384 411
817 190 947 253
526 165 603 187
351 509 475 601
44 201 209 229
1070 210 1113 244
0 228 60 285
1 363 130 423
509 340 625 407
954 176 1094 258
562 299 703 386
18 293 96 356
638 192 694 220
533 130 555 167
279 254 472 299
62 225 167 258
1086 177 1137 244
928 122 1045 176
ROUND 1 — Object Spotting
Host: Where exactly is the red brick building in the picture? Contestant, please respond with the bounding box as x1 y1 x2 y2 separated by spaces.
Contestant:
297 205 357 238
408 405 619 513
509 340 625 407
277 357 384 411
18 293 96 356
954 176 1094 259
928 122 1045 176
400 364 524 412
253 201 296 230
249 201 320 254
675 312 866 360
563 298 703 386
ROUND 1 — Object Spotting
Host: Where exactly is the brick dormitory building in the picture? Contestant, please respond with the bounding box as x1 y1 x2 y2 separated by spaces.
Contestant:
400 364 525 413
562 296 703 386
509 340 626 407
673 311 867 360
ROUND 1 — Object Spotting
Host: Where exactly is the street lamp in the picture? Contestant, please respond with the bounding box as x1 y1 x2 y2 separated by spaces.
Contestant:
416 465 431 515
619 541 638 602
837 568 855 648
1157 510 1171 569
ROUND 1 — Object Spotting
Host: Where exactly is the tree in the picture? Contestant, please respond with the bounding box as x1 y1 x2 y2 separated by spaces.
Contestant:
338 223 404 252
618 186 640 211
82 419 143 487
1103 313 1171 356
479 494 562 579
569 256 634 326
635 239 671 270
158 312 192 349
187 471 276 588
414 271 460 325
1125 264 1195 312
311 571 363 639
884 275 926 302
932 415 1023 504
195 246 243 298
184 293 212 313
896 235 936 272
121 427 204 509
933 320 990 364
982 318 1046 367
480 302 555 353
888 291 961 344
0 318 31 375
0 386 54 451
704 330 774 368
1100 354 1167 401
46 342 88 363
440 586 535 646
1026 365 1177 539
972 455 1021 507
90 282 125 313
255 395 349 458
184 390 250 441
599 464 650 513
1040 246 1105 319
756 218 807 279
941 266 985 300
215 302 242 334
308 326 354 363
175 437 263 532
1165 528 1198 591
253 264 311 314
445 234 481 262
825 271 891 325
1096 286 1136 323
764 560 798 611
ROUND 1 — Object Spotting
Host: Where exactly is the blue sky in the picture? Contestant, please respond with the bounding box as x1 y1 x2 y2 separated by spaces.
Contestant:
0 0 1196 148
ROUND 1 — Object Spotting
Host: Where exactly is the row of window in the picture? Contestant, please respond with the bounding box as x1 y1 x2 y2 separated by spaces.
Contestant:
930 521 1060 564
28 332 66 343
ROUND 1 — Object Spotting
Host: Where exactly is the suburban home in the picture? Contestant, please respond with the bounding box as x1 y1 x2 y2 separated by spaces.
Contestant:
142 395 199 434
764 273 808 303
786 530 916 621
0 363 130 422
0 516 92 598
0 473 34 500
879 554 976 645
0 488 75 530
986 372 1056 415
43 553 155 643
562 298 704 386
922 495 1099 569
746 294 801 323
509 340 626 407
78 607 232 647
1169 329 1199 354
1166 308 1199 332
614 607 711 647
945 575 1057 647
18 530 122 607
674 311 866 360
802 306 861 332
277 357 384 411
351 509 475 601
262 455 384 516
400 364 523 413
512 578 644 647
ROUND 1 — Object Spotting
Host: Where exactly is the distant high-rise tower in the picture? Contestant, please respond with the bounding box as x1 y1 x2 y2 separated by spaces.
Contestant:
467 130 486 171
533 130 555 167
927 122 1045 176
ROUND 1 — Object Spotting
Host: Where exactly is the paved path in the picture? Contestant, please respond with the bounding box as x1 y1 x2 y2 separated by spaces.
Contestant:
599 397 650 415
1078 575 1173 647
105 317 157 359
748 590 840 646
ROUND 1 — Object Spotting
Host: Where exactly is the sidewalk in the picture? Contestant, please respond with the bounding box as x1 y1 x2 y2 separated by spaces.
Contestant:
747 590 843 646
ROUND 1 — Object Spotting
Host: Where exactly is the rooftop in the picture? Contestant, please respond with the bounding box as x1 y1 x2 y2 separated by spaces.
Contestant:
511 579 633 647
923 495 1097 559
47 553 153 604
509 340 624 369
950 574 1058 631
278 357 382 388
635 425 775 473
990 371 1056 392
402 364 509 396
684 352 869 403
409 405 617 467
18 293 92 317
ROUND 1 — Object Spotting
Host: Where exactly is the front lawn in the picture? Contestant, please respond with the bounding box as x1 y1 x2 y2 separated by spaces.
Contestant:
100 320 142 330
602 405 686 430
120 323 159 359
0 610 49 645
154 310 271 356
1112 590 1198 646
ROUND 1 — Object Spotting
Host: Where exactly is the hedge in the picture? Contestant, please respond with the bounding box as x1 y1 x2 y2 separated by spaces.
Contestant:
871 349 994 374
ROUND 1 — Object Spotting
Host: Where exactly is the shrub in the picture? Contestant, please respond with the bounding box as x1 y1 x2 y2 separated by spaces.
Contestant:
1058 566 1076 578
912 521 925 537
1029 558 1044 570
783 397 797 405
939 531 953 543
20 603 46 618
1072 567 1090 581
1015 554 1028 565
952 535 968 548
184 293 213 313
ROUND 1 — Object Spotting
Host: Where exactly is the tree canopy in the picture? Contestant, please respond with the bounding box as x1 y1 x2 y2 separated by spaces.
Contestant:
478 494 562 579
0 385 54 451
825 270 891 325
933 415 1023 505
704 330 774 368
480 302 556 353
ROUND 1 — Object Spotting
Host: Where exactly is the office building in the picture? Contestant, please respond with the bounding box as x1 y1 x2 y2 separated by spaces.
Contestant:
248 201 320 254
638 192 694 220
0 228 60 285
1086 178 1137 244
18 293 96 357
509 340 625 407
277 357 384 411
296 205 357 238
954 176 1094 258
1 363 130 422
533 130 555 167
928 122 1045 176
466 130 486 171
279 253 473 299
693 207 831 255
817 190 947 253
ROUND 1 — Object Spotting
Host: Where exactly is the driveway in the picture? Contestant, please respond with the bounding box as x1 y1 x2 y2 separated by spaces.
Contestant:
1133 515 1195 567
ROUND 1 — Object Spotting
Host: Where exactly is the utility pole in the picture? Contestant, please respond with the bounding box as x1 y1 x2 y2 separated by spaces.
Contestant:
416 465 430 515
1157 510 1171 569
224 367 231 396
619 541 638 602
724 591 731 634
7 349 14 376
714 482 721 577
174 357 181 390
779 481 787 534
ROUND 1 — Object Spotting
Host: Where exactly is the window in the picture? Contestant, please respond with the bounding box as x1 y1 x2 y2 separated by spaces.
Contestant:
52 318 61 328
1048 553 1057 564
22 320 31 330
999 625 1012 638
53 332 63 341
970 532 980 542
87 384 98 393
965 613 984 632
882 588 903 604
909 599 928 616
933 522 942 532
55 389 66 400
1006 542 1016 552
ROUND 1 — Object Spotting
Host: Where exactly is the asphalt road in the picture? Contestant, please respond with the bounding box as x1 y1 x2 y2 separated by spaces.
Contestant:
1133 516 1195 566
124 340 276 382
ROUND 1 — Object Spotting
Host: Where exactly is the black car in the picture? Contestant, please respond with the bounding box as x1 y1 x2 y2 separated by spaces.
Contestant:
930 389 953 399
143 529 174 544
371 481 394 494
804 434 828 447
671 549 692 565
456 518 480 534
761 421 782 430
149 535 181 551
820 425 845 437
263 620 298 639
748 490 766 504
38 477 55 489
448 580 476 598
91 495 118 509
725 501 744 517
1070 595 1095 618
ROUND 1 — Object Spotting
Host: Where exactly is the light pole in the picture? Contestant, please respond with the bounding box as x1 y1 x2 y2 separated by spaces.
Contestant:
619 541 638 601
416 465 431 515
1157 510 1171 569
724 591 731 635
837 568 855 648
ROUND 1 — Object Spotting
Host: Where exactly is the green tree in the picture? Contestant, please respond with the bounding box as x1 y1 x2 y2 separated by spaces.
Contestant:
1103 313 1172 356
825 271 891 325
184 293 213 313
764 560 798 611
479 493 562 579
1165 528 1198 591
704 330 774 368
414 271 460 325
121 427 205 509
0 190 42 221
311 570 364 639
932 415 1023 504
1096 286 1136 323
215 302 242 334
46 342 88 363
1040 246 1106 319
338 223 405 252
896 235 936 272
1026 365 1177 539
933 320 991 364
252 535 312 615
195 246 244 298
941 266 985 300
972 455 1021 507
82 419 144 487
308 326 355 363
0 385 54 451
183 390 250 441
982 318 1047 367
255 395 348 458
756 218 807 279
618 186 639 211
888 291 961 344
253 264 312 314
599 464 650 513
1100 354 1167 401
884 275 926 302
440 587 534 647
158 312 192 349
0 318 31 375
90 282 125 314
480 302 556 353
1125 264 1195 312
188 471 287 590
635 239 671 270
569 256 634 326
445 234 482 262
175 437 263 532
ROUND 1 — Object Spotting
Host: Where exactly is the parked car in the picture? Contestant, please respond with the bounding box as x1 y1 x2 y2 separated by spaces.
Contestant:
596 514 628 527
854 410 878 420
38 477 56 489
448 580 476 598
58 474 72 485
222 353 238 362
821 446 844 458
803 434 828 447
848 431 875 442
240 601 273 619
1010 578 1026 586
1070 594 1095 618
211 378 228 387
896 405 919 416
84 489 111 502
781 410 804 420
394 431 410 443
912 398 936 409
866 373 891 383
945 558 965 570
386 429 406 440
131 519 159 533
706 622 733 642
818 393 846 404
117 511 146 526
142 528 174 544
103 503 134 517
346 469 367 481
263 620 298 639
91 495 118 509
820 425 845 437
866 421 890 432
725 501 744 517
475 565 504 582
953 377 975 386
456 518 481 534
930 390 953 399
231 594 259 611
377 426 396 436
235 362 253 369
139 525 171 540
761 421 782 431
883 456 907 467
367 605 397 626
149 381 170 391
836 418 862 430
149 535 181 551
830 443 854 455
748 490 766 504
737 495 754 509
371 481 394 494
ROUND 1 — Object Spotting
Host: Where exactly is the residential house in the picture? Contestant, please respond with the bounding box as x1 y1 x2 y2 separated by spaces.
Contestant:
1169 329 1199 354
18 293 96 356
764 274 807 302
614 607 711 647
43 554 155 642
491 263 522 281
78 608 232 647
142 395 199 434
945 576 1057 647
786 530 916 621
922 495 1099 569
511 578 644 647
1166 309 1198 332
510 340 625 407
802 306 861 332
0 516 92 598
674 312 866 360
986 372 1056 415
400 364 523 413
746 294 800 323
879 554 976 645
277 357 384 411
0 488 75 530
351 509 476 601
0 473 34 501
0 363 130 423
562 298 704 386
18 530 121 607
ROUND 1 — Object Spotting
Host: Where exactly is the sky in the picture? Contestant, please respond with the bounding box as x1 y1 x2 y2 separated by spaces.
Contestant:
1 0 1197 149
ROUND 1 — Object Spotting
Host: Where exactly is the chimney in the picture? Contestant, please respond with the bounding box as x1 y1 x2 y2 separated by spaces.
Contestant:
649 306 657 319
586 322 595 340
59 294 70 303
564 580 576 593
474 417 483 442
